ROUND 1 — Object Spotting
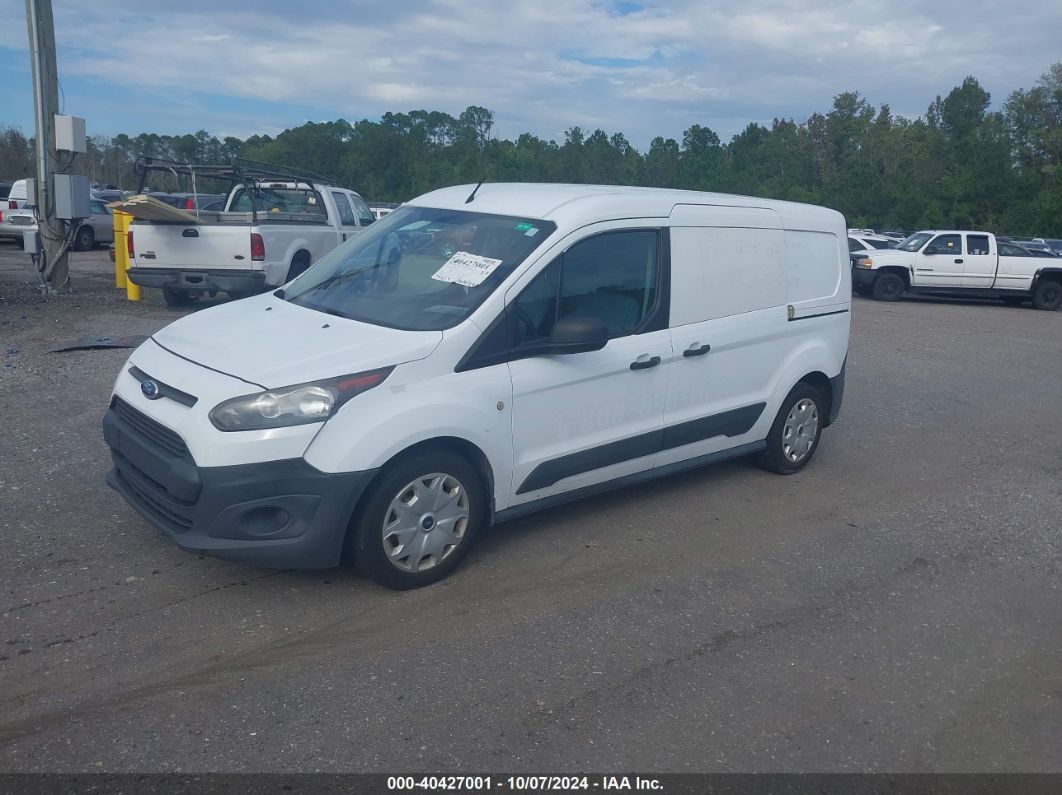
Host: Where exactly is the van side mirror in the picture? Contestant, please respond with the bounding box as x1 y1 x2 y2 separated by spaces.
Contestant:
548 316 608 354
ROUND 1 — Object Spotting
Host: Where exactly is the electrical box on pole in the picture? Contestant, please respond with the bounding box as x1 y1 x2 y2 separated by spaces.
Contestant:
54 173 90 219
54 114 86 153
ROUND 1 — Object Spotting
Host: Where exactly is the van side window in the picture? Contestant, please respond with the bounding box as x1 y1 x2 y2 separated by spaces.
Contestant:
966 235 990 255
512 230 659 346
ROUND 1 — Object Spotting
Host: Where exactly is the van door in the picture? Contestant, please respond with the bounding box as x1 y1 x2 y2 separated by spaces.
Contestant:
961 233 997 288
658 205 787 468
505 225 672 505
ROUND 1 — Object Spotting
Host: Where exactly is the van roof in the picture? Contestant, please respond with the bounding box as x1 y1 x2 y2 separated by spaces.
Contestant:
410 183 844 231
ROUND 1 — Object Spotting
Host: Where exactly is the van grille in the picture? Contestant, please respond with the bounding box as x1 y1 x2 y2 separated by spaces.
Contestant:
112 450 195 533
111 396 190 459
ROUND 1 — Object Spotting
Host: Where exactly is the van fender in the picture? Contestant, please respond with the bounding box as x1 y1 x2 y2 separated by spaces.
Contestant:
303 387 515 510
761 340 845 432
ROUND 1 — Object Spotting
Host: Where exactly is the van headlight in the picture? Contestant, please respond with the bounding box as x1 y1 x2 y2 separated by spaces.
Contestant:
209 367 393 431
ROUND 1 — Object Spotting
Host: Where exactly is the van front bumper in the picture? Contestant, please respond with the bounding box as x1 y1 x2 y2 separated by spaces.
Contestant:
103 403 376 569
127 267 266 295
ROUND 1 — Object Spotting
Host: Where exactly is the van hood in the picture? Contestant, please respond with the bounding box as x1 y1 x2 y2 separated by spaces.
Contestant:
152 294 442 388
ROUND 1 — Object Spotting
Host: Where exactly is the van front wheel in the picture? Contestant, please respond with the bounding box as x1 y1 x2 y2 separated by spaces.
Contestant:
351 449 485 589
756 383 824 475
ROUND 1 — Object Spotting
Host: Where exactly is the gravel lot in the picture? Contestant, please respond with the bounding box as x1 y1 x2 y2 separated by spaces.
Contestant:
1 241 1060 773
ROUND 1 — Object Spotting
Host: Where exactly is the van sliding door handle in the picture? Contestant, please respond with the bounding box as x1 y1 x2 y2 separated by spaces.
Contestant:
629 356 661 370
683 343 711 357
954 258 963 264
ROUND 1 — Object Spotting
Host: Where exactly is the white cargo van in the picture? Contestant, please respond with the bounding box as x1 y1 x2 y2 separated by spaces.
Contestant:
103 184 850 588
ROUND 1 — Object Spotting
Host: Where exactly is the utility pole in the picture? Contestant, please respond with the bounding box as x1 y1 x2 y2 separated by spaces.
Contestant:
25 0 70 292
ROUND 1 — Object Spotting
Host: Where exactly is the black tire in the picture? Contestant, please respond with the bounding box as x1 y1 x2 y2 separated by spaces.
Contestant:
756 383 825 475
1000 295 1026 307
73 224 95 251
1032 279 1062 311
350 449 486 589
871 272 905 302
286 251 312 282
162 286 197 308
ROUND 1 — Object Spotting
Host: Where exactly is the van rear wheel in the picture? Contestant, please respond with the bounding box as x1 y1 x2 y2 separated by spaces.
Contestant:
350 449 485 589
871 272 905 302
756 383 824 475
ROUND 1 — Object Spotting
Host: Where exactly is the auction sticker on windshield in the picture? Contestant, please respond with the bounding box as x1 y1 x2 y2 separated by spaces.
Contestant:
431 252 504 287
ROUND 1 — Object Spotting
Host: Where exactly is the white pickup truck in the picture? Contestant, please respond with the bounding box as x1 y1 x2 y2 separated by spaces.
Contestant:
853 230 1062 310
124 160 376 306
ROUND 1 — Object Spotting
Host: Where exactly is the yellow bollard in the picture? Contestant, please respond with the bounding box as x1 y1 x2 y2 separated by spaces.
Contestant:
113 209 128 288
118 212 140 301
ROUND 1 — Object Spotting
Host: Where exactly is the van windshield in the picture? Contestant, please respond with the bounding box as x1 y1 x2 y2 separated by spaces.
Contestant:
283 206 556 330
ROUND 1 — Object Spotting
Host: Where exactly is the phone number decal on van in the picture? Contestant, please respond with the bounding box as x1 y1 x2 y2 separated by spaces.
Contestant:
432 252 504 287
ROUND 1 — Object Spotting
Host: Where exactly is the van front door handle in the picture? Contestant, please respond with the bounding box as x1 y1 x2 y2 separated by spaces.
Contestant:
683 343 711 357
630 355 661 371
954 258 963 264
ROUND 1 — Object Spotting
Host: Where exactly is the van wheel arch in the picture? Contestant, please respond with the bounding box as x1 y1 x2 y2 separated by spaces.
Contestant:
797 371 833 426
341 437 496 563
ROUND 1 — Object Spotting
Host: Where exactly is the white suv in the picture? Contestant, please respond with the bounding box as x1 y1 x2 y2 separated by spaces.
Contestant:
103 184 850 588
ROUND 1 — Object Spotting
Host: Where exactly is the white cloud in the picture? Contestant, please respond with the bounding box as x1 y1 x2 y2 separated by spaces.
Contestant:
0 0 1058 146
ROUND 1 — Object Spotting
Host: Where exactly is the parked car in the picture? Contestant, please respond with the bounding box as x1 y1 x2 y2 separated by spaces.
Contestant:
1016 240 1057 256
848 233 894 253
368 202 400 221
0 181 12 201
0 205 37 245
853 230 1062 309
72 198 116 250
6 177 31 209
102 183 850 588
146 192 227 211
1040 238 1062 256
880 230 907 241
0 199 115 250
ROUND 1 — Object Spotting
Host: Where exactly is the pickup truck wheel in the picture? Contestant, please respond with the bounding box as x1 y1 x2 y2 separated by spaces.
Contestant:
73 225 95 251
350 449 485 590
756 383 824 475
162 286 197 308
871 272 905 302
1032 279 1062 311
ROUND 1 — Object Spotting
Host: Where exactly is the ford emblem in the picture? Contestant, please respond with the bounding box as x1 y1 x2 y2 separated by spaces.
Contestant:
141 379 161 399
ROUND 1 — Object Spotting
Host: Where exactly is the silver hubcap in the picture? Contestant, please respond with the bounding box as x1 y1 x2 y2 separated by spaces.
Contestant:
782 398 819 463
382 473 469 572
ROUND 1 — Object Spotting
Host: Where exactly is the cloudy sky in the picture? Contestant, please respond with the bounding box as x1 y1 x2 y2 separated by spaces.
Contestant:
0 0 1058 149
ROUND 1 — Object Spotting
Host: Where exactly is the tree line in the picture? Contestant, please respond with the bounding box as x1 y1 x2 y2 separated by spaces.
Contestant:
1 63 1059 235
